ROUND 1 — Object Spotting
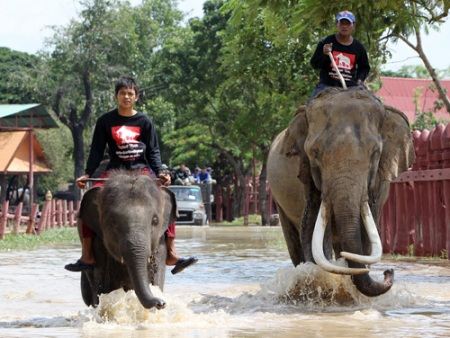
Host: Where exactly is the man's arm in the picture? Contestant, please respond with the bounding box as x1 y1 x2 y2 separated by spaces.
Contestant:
85 118 107 177
356 46 371 82
145 120 163 175
310 40 329 69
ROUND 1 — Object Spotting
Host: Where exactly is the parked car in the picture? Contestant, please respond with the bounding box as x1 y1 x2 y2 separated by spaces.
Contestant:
168 185 208 225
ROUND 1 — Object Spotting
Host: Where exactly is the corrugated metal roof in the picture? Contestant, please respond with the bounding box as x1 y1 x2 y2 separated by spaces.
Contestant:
377 77 450 123
0 104 58 129
0 131 51 173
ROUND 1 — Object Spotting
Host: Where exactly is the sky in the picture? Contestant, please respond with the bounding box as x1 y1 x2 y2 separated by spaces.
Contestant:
0 0 449 72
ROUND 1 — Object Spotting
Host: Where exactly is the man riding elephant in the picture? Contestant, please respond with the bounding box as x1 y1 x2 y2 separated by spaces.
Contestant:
310 10 370 98
65 76 197 275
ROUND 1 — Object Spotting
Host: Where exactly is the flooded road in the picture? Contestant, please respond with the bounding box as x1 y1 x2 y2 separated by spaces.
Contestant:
1 226 450 337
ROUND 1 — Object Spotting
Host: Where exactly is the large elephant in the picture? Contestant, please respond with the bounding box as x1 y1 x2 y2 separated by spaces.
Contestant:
78 170 177 309
267 87 415 297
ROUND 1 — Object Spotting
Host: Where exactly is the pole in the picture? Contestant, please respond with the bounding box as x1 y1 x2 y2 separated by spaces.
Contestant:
327 52 347 89
28 130 34 209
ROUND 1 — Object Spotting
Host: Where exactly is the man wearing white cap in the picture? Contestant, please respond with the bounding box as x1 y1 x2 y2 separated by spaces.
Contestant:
310 10 370 98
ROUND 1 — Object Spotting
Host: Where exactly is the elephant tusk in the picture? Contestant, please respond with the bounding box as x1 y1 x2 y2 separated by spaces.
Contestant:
340 202 383 265
312 202 369 275
121 256 124 264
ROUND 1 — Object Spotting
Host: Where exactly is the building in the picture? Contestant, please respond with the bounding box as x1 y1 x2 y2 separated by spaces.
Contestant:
0 104 58 206
377 76 450 123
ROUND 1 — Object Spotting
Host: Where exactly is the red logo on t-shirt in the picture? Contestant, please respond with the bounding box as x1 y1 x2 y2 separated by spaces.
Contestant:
332 51 355 71
112 126 141 145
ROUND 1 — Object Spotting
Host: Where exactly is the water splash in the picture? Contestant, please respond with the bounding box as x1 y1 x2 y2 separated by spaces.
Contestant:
193 261 425 315
264 262 357 307
84 285 230 330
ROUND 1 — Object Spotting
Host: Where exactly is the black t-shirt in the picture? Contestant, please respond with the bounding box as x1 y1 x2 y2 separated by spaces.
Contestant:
85 109 162 176
310 34 370 87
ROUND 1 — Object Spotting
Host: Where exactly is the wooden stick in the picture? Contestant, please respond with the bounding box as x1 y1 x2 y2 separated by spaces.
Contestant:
327 52 347 89
82 178 109 182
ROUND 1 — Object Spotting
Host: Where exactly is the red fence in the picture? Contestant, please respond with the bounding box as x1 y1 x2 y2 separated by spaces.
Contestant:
381 123 450 258
0 197 79 239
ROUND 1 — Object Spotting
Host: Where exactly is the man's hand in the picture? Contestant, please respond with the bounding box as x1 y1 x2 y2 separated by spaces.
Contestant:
323 43 333 55
158 173 171 186
76 174 90 189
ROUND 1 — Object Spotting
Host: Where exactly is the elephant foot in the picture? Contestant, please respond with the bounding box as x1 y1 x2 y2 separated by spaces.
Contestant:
171 257 198 275
144 297 166 310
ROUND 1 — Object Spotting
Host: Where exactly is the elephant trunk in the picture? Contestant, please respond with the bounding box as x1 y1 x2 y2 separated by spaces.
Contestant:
350 268 394 297
334 203 393 297
312 202 369 275
124 242 166 310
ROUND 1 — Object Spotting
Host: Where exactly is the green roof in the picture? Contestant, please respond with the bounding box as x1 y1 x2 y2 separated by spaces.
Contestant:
0 104 58 129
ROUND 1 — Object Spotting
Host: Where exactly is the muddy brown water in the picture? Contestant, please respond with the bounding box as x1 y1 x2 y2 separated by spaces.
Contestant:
0 226 449 337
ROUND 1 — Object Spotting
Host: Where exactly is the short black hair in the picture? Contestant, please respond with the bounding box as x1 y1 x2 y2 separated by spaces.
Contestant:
114 76 139 96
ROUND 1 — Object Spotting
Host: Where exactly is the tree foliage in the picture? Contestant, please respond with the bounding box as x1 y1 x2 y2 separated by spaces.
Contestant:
382 65 430 78
0 47 40 103
35 126 74 194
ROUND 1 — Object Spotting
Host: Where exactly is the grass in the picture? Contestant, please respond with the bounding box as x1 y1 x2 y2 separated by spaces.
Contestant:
0 227 79 251
383 253 450 265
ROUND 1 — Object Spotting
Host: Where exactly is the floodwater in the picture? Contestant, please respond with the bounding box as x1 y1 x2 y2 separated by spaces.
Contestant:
1 226 450 338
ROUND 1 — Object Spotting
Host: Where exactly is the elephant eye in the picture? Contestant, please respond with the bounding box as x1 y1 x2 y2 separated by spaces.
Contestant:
151 215 159 226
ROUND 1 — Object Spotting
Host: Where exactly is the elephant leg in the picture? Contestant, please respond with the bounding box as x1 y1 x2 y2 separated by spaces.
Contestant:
86 236 120 307
300 187 321 262
81 271 94 307
151 235 167 291
278 204 304 266
331 217 342 259
360 215 371 256
83 269 99 307
102 254 126 292
323 218 333 260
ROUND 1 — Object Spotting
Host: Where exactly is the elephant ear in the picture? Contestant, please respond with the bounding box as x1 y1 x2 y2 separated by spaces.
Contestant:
279 105 311 184
161 187 178 225
79 187 102 237
379 105 415 181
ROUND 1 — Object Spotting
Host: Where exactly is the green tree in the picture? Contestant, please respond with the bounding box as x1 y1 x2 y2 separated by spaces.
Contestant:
382 65 431 78
152 0 252 218
411 111 439 130
220 2 316 223
35 126 74 195
0 47 40 103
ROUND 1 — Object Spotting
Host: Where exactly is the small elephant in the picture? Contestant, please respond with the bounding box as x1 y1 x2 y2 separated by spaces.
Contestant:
267 87 415 297
78 170 177 309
